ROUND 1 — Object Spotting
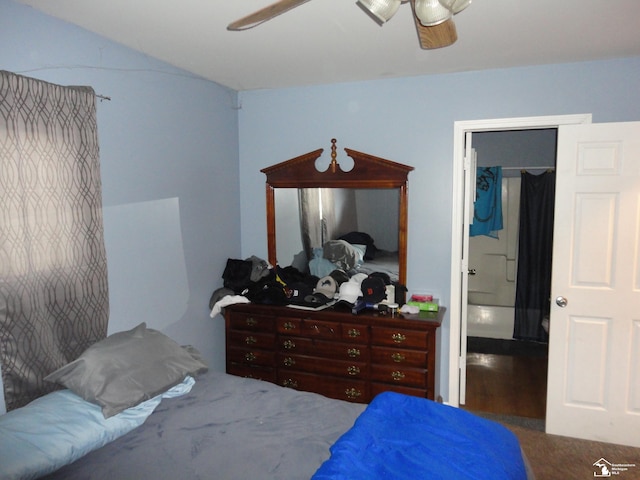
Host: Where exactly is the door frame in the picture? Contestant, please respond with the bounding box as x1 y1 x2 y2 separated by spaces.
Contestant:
448 114 593 407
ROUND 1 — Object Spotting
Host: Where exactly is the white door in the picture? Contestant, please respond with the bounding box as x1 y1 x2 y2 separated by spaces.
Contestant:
449 114 592 408
546 121 640 447
459 133 476 405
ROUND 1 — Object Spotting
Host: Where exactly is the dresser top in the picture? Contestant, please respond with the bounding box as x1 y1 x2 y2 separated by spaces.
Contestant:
224 303 443 330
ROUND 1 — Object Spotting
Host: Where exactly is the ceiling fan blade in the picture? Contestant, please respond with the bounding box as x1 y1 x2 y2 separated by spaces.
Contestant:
228 0 312 31
410 0 457 49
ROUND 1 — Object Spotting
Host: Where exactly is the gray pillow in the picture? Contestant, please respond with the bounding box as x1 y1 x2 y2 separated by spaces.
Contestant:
323 239 363 271
44 323 208 418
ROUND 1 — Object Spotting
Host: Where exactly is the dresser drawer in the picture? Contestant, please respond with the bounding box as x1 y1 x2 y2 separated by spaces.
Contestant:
227 330 276 349
227 364 276 383
371 382 430 400
228 312 275 332
370 346 427 367
370 364 428 388
277 353 368 379
341 323 369 343
227 346 275 367
277 371 368 403
277 317 369 343
371 326 429 349
278 336 369 362
277 317 339 339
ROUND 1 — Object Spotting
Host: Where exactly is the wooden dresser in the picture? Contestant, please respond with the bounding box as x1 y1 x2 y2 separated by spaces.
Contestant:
224 303 442 403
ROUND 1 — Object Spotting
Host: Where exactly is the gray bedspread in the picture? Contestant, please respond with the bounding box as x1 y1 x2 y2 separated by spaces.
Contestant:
42 372 366 480
351 250 399 282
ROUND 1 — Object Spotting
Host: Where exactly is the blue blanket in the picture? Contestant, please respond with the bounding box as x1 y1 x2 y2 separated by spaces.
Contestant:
313 392 527 480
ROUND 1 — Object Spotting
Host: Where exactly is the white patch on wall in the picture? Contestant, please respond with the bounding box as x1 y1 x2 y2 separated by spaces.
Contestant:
103 197 190 333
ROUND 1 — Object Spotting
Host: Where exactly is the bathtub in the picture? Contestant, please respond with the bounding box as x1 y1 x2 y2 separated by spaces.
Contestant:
466 304 514 339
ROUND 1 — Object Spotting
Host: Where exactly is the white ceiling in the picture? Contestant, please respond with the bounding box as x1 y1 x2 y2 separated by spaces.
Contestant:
16 0 640 91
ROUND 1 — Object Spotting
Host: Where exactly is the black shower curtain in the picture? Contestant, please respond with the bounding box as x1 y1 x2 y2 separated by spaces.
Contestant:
514 170 555 342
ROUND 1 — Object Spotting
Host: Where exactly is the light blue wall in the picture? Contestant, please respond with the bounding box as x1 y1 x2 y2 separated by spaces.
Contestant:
1 0 240 372
238 57 640 401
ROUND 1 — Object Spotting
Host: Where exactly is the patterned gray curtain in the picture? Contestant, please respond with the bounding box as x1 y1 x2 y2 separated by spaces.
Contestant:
0 71 109 411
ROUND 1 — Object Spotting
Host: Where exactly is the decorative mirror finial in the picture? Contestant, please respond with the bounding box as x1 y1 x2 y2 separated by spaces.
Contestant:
330 138 339 173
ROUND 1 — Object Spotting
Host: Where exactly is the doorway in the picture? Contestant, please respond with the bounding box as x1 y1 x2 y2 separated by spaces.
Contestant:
447 114 593 409
463 128 556 419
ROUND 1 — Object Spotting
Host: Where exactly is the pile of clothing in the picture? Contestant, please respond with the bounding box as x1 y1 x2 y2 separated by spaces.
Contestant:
209 256 403 317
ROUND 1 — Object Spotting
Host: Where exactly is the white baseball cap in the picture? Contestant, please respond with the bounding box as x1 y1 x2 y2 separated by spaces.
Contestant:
337 281 362 304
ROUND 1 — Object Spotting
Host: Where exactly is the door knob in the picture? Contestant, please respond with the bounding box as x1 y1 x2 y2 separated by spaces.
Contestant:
555 296 568 308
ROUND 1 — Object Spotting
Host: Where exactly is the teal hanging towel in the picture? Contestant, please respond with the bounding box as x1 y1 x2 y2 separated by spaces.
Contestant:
470 166 503 238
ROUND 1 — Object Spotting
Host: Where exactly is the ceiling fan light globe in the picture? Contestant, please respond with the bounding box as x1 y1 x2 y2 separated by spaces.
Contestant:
446 0 471 14
357 0 402 23
414 0 453 27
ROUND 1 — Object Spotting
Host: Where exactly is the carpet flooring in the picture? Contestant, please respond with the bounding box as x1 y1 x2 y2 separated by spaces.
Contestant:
466 337 639 478
478 413 640 480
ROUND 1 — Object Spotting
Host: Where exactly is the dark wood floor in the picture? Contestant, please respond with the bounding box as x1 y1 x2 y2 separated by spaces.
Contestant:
462 351 548 419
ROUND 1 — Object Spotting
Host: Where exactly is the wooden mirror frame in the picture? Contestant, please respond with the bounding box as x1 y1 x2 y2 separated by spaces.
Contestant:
261 139 414 287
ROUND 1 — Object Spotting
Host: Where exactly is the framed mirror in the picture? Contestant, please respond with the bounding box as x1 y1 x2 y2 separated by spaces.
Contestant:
261 139 413 287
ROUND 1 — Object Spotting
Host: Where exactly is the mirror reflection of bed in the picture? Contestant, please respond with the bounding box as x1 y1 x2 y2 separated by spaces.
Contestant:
274 187 400 281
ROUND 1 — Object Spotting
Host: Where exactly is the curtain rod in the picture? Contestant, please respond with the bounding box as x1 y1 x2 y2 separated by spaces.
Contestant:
96 93 111 102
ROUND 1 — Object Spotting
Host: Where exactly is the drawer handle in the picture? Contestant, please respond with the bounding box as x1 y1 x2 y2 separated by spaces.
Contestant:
246 317 258 327
391 370 406 381
244 352 257 362
391 333 406 344
348 328 361 338
283 321 295 330
283 357 296 367
345 388 361 400
245 336 257 345
391 352 406 363
347 365 360 376
347 348 361 358
282 379 298 388
283 340 296 350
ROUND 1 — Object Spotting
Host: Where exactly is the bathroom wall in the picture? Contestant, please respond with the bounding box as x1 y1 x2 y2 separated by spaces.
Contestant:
468 129 557 307
467 177 521 307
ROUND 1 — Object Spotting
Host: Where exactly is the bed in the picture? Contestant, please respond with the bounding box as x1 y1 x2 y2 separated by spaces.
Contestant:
39 371 367 480
309 233 400 283
350 248 399 280
0 323 532 480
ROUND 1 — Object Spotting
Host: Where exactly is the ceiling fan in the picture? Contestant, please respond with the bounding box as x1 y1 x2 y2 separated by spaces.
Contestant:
227 0 471 49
